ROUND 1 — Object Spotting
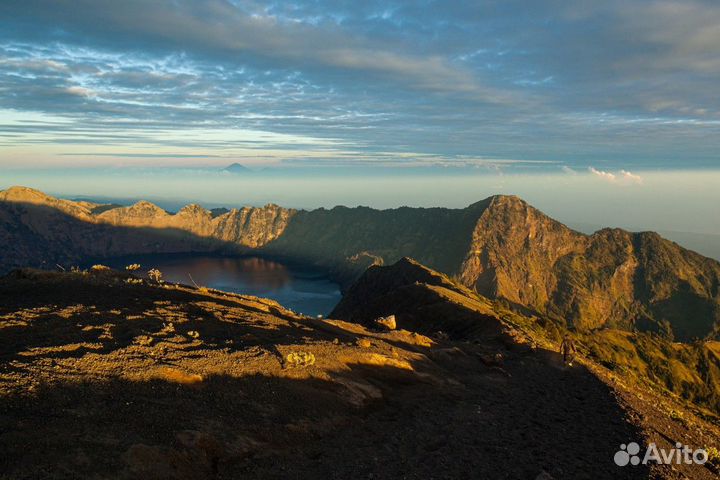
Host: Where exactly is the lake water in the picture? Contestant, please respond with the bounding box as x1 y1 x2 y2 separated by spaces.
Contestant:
103 254 342 317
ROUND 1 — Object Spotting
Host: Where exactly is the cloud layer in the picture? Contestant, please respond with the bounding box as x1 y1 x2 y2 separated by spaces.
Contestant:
1 0 719 168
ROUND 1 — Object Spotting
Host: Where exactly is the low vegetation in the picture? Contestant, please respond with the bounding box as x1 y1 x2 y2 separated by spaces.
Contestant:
706 446 720 473
578 330 720 415
286 351 316 367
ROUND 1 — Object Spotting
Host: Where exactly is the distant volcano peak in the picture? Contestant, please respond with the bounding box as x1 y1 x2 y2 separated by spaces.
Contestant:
222 163 252 174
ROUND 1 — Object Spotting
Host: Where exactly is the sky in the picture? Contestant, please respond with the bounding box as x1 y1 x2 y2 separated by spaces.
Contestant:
0 1 719 246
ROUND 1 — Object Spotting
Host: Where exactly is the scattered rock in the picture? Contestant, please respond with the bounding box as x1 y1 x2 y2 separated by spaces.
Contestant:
477 352 504 367
433 331 450 341
409 331 433 347
186 330 200 339
135 335 154 346
431 346 467 361
374 315 396 331
357 338 372 348
347 353 413 371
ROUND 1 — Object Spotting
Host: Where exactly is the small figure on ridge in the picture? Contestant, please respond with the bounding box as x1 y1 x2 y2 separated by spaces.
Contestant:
560 334 577 366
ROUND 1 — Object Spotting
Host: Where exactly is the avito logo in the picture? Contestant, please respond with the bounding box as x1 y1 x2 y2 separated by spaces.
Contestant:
614 442 709 466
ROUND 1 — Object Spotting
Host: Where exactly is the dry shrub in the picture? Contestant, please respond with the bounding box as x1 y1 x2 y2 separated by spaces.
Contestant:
147 268 163 283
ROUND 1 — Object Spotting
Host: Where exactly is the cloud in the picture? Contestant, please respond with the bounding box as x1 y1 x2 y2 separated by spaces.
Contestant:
619 169 644 184
65 86 94 97
589 167 643 185
589 167 616 182
0 0 510 103
0 0 719 168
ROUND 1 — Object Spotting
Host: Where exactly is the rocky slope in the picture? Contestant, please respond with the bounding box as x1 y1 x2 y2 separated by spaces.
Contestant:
457 196 720 341
2 186 719 340
2 264 718 479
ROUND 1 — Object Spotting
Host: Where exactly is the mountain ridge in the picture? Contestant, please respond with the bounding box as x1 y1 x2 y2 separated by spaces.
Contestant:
1 185 719 340
222 162 252 174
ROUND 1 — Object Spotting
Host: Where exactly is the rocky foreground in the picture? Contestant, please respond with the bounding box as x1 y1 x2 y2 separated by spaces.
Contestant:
1 264 718 479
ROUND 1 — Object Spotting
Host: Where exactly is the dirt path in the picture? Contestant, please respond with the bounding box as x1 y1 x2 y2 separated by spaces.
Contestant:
234 345 649 480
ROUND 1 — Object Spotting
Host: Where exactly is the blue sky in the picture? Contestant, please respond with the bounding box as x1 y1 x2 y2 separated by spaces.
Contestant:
1 1 720 250
1 0 719 170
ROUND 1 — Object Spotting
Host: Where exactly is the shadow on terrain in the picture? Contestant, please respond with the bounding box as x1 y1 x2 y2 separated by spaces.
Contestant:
0 355 652 480
0 198 489 294
0 272 340 367
0 200 254 274
261 201 492 288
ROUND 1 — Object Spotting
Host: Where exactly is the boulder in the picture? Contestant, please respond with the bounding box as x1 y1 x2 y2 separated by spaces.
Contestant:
374 314 396 331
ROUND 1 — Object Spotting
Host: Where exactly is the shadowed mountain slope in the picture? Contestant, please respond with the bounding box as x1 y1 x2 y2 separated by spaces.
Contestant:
2 186 719 340
262 200 492 282
330 257 513 340
0 186 293 269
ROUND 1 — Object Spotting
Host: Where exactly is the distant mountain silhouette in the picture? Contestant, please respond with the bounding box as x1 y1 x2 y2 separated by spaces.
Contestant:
2 186 719 341
222 162 252 173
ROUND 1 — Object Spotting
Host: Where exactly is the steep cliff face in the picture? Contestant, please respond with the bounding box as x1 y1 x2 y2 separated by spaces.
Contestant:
458 195 587 308
214 205 294 247
95 200 293 248
0 186 295 269
457 195 720 340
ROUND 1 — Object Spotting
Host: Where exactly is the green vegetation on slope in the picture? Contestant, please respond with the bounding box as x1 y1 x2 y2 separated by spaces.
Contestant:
582 330 720 415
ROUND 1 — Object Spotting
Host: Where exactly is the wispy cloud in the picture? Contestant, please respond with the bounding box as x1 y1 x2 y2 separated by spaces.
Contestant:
0 0 719 168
